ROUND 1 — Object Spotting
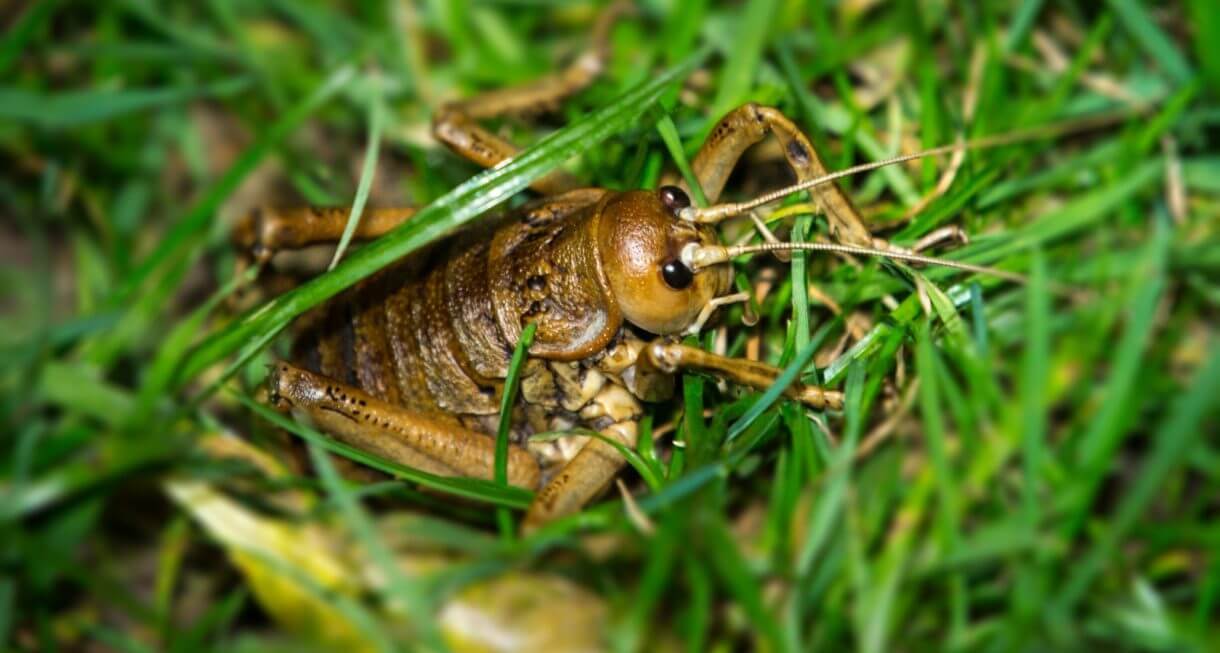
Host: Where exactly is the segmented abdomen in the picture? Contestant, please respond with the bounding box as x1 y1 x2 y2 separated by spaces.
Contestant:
296 233 512 423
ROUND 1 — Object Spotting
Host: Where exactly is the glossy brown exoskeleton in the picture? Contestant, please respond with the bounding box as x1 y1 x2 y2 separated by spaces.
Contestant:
235 4 1016 529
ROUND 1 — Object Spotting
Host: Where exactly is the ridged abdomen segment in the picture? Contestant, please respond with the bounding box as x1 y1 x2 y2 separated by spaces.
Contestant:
296 241 510 421
349 276 402 406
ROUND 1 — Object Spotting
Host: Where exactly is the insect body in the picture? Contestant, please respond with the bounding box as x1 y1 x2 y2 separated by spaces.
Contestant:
240 6 1022 529
259 176 847 527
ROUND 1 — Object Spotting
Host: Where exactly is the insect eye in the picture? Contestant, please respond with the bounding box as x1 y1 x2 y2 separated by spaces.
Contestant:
661 259 694 290
658 185 690 213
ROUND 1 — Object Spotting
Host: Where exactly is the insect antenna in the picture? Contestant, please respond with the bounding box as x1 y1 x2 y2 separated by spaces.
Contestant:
678 109 1138 225
681 241 1026 284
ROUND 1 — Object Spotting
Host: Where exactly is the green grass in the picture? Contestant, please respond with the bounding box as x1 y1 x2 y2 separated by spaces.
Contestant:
2 2 1219 652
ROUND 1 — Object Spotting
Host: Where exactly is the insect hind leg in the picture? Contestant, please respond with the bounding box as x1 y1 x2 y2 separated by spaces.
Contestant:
687 104 883 249
268 362 542 490
523 383 644 531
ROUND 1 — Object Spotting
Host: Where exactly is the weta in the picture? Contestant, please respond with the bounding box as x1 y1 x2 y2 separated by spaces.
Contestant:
235 6 1033 530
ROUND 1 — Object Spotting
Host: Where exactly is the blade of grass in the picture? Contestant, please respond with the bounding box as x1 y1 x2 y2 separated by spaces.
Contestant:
132 263 260 426
795 362 866 577
179 49 708 385
655 113 708 206
612 515 679 653
791 215 813 353
37 362 134 428
0 78 252 128
1054 348 1220 613
726 334 820 443
709 0 778 120
1186 0 1220 92
118 0 239 62
328 77 386 270
0 0 59 76
681 371 707 465
969 282 988 356
915 319 966 645
306 442 441 649
1020 248 1049 525
681 555 712 652
1004 0 1045 52
707 515 787 652
1012 247 1049 622
175 587 246 652
0 577 11 650
1106 0 1194 86
115 64 355 303
1063 220 1169 537
495 321 537 538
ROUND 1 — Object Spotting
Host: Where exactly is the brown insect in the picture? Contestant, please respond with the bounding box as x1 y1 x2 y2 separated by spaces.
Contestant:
235 6 1028 530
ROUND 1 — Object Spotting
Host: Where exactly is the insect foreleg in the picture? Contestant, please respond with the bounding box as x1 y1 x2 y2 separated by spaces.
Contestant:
644 340 844 411
268 362 542 490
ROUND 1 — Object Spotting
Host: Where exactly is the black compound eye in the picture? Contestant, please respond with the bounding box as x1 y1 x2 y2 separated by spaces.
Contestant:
661 259 694 290
658 185 690 213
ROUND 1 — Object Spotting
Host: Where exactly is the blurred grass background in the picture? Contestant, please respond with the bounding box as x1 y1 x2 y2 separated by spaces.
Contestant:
2 1 1219 651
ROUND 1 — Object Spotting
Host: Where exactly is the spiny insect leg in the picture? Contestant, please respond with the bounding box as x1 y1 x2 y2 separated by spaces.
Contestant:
645 340 844 411
268 362 542 490
523 418 638 531
685 103 877 248
233 206 418 264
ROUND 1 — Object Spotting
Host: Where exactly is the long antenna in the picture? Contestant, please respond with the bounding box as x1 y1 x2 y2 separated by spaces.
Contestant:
681 242 1026 283
678 109 1137 224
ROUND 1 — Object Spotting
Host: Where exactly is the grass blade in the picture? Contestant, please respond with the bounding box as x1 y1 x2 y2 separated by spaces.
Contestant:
1106 0 1194 86
328 79 386 270
796 362 866 577
1055 348 1220 613
0 77 251 128
915 320 966 644
496 322 537 537
116 65 356 303
709 0 778 119
655 113 708 206
726 334 820 443
306 442 440 649
1063 221 1169 535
